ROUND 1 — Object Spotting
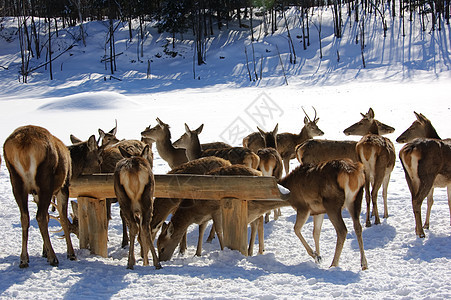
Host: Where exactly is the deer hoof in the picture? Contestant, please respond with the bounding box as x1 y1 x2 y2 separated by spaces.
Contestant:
155 263 162 270
67 253 76 261
49 258 59 267
423 223 429 230
365 221 372 228
19 261 29 268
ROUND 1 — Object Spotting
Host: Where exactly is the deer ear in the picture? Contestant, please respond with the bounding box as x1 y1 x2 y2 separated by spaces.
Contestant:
257 126 266 136
304 116 309 124
87 135 98 151
98 129 105 139
196 124 204 134
141 145 150 159
414 111 422 122
161 222 174 238
70 134 82 144
273 123 279 135
156 118 164 126
109 119 117 135
119 146 132 158
367 108 375 119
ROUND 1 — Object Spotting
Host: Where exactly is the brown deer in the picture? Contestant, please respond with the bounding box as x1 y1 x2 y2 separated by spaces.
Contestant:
279 159 368 270
173 123 260 169
141 118 188 169
397 112 451 237
3 126 100 268
343 108 395 136
243 108 324 174
251 124 284 222
356 123 396 227
113 145 161 270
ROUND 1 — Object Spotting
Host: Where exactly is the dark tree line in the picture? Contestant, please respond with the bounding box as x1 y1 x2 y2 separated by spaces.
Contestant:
1 0 449 82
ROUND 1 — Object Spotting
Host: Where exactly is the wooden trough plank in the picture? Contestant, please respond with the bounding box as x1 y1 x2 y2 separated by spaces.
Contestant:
70 174 286 201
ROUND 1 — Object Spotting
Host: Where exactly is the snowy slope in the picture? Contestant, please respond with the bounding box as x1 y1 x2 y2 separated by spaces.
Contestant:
0 6 450 300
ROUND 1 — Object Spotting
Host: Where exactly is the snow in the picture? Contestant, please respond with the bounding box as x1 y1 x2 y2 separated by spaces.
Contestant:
0 7 451 299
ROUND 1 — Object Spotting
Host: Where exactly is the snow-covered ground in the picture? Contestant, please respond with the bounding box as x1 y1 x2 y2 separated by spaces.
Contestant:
0 7 450 299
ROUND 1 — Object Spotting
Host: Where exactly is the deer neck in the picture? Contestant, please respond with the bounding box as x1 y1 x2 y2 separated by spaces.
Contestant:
155 134 179 163
185 135 202 161
298 127 312 143
426 124 441 140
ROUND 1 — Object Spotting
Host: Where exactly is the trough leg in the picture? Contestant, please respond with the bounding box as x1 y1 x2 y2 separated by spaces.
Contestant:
221 197 248 256
78 196 108 258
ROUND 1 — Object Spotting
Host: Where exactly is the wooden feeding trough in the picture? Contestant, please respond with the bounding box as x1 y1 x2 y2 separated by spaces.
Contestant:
69 174 289 258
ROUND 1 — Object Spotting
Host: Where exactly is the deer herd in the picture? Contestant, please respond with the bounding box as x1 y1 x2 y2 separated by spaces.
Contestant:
1 107 450 271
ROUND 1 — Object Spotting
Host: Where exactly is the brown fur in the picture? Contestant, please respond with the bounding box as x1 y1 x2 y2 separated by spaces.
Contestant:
399 138 451 238
113 145 161 269
173 123 260 169
343 108 395 136
356 133 396 227
141 118 188 169
279 159 368 270
3 125 75 268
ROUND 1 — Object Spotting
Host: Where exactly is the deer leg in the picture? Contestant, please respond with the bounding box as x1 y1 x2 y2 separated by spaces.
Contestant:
264 211 270 223
139 226 150 266
127 222 138 269
312 214 324 263
179 231 187 255
257 215 264 255
195 222 208 256
273 209 279 221
293 210 318 261
212 213 224 251
364 175 372 227
347 188 368 270
382 172 391 219
148 228 162 269
206 223 215 243
423 189 434 229
36 192 58 267
119 209 129 248
327 208 347 269
371 172 385 226
283 158 290 175
56 188 76 260
13 184 30 268
248 219 257 256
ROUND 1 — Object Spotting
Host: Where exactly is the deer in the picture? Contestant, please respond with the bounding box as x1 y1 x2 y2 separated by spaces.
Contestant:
279 159 368 270
243 107 324 175
396 112 451 237
3 125 101 268
113 145 161 270
151 157 232 255
141 118 188 169
173 123 260 170
356 122 396 227
251 124 284 222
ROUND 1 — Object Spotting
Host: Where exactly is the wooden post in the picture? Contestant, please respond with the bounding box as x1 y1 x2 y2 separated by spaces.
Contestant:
222 197 248 256
77 196 108 258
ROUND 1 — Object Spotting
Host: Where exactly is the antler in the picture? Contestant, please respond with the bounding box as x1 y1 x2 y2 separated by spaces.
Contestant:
302 106 318 122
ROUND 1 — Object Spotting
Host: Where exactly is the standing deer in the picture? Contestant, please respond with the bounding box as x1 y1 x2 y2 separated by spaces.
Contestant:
244 107 324 175
173 123 260 169
279 159 368 270
113 145 161 270
356 123 396 227
3 125 100 268
252 124 284 222
141 118 188 169
397 112 451 237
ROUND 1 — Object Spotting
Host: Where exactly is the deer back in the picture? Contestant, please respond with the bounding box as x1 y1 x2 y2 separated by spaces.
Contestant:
201 147 260 169
114 145 154 216
3 125 71 195
296 139 359 165
256 148 283 179
101 139 151 173
280 159 365 213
